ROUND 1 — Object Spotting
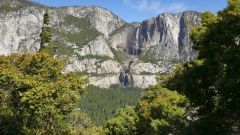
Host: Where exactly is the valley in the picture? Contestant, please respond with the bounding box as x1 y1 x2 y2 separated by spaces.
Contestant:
0 0 201 126
1 0 239 135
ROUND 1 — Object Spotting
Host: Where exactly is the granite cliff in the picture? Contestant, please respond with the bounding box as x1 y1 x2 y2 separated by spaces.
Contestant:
0 0 201 88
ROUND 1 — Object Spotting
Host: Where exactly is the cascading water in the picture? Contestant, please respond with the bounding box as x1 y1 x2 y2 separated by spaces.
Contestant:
119 71 131 86
134 27 140 55
147 31 150 41
119 61 134 87
146 31 150 46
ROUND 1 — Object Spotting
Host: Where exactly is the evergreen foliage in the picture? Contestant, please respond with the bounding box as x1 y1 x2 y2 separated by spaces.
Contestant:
104 106 139 135
0 52 91 135
104 83 190 135
78 85 143 126
40 10 53 51
162 0 240 134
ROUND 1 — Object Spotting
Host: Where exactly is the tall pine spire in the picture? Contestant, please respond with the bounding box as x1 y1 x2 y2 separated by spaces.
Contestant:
40 10 52 51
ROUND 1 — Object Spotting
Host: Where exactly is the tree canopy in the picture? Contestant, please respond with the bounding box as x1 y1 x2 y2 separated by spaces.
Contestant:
0 52 89 135
163 0 240 134
104 84 190 135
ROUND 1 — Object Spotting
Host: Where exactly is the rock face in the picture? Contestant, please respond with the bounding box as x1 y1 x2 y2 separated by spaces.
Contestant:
110 11 200 63
77 36 114 58
0 0 201 88
0 7 43 55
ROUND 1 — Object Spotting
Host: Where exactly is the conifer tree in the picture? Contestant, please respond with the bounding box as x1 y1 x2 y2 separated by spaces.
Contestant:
40 10 52 51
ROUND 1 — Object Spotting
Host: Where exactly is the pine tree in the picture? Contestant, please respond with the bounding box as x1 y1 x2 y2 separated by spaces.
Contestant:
40 10 52 51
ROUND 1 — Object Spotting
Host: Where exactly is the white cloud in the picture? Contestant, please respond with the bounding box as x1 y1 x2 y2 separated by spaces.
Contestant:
122 0 186 13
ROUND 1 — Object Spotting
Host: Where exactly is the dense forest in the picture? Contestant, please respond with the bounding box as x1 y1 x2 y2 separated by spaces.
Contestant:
0 0 240 135
78 85 143 126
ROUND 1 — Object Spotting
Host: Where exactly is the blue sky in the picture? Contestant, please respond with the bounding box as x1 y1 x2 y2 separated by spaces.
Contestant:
32 0 228 22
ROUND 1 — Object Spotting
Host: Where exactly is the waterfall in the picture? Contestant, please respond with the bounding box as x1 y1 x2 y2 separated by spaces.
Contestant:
146 31 150 46
147 31 150 41
135 27 140 55
119 71 130 86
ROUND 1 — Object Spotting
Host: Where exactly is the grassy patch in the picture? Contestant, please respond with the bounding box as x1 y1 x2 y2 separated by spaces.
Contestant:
78 85 144 126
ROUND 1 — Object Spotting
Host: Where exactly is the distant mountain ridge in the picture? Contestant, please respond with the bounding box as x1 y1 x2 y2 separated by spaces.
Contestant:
0 0 201 88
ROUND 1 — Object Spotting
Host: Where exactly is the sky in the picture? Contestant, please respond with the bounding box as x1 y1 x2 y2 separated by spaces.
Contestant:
32 0 228 22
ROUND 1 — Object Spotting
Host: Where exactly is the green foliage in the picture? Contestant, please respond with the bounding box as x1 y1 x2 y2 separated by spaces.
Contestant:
68 111 100 135
43 10 50 25
40 11 53 51
78 85 143 126
165 1 240 134
104 83 190 135
104 106 139 135
40 26 52 45
0 52 87 135
136 85 189 135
